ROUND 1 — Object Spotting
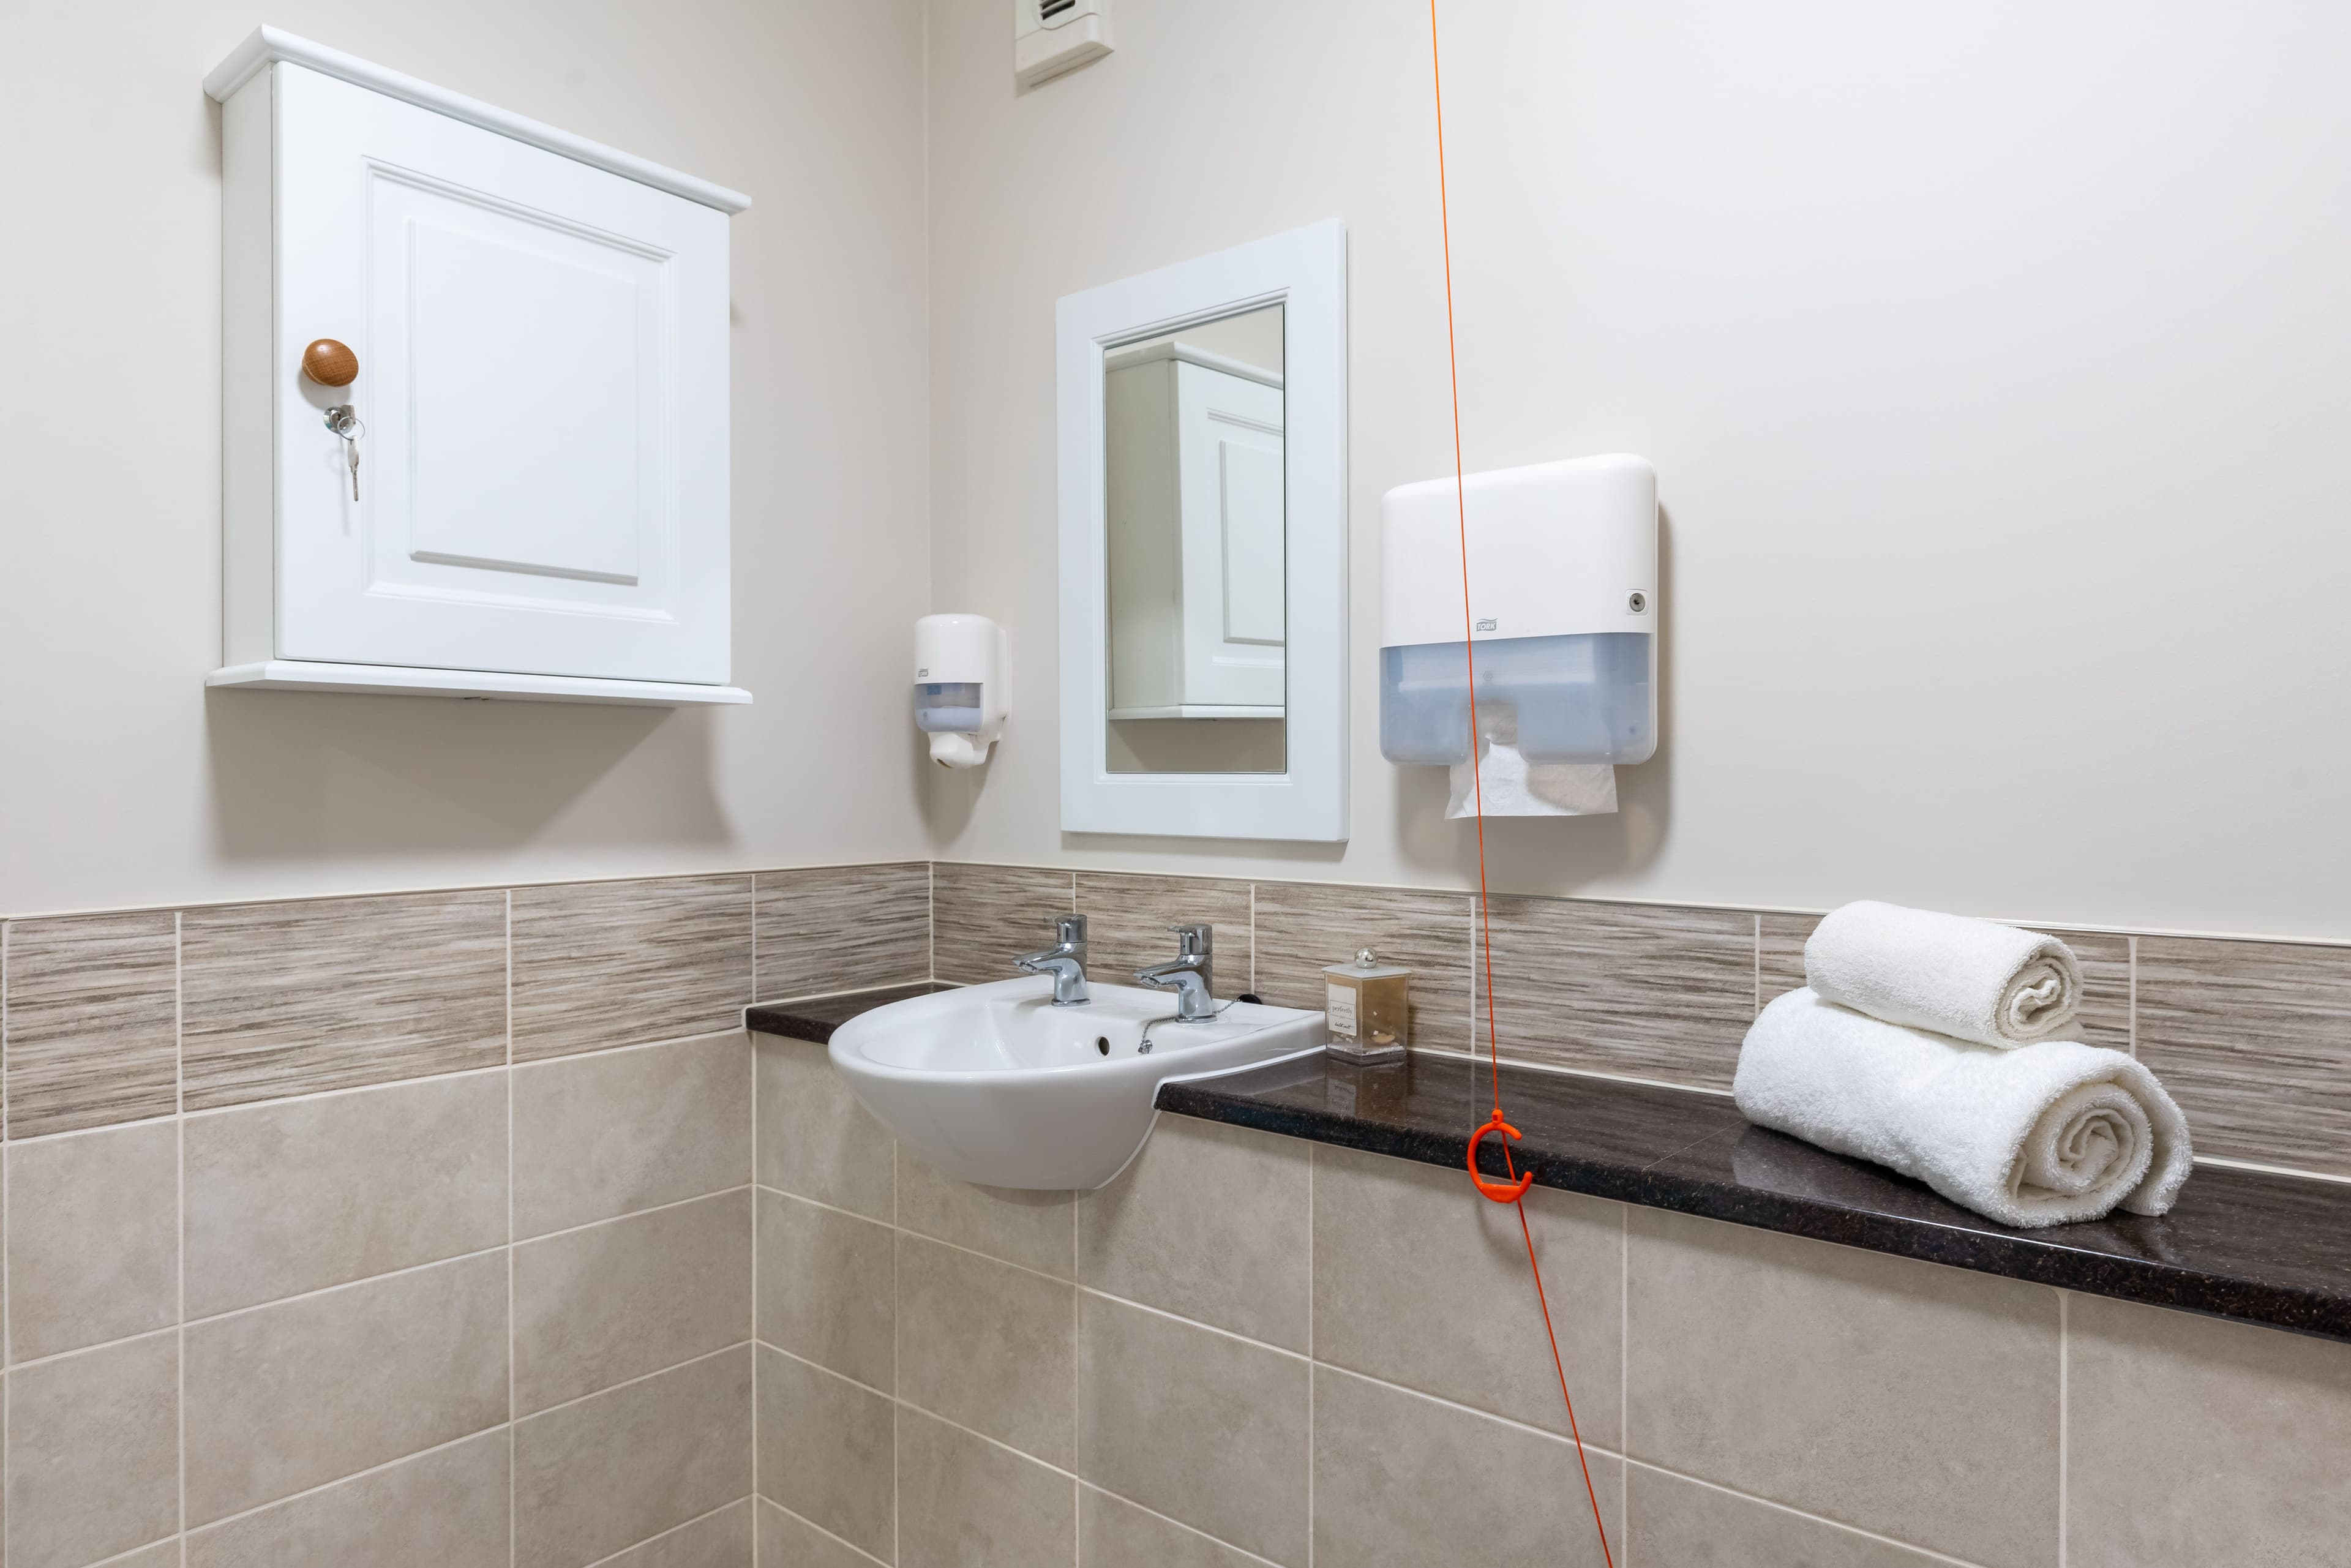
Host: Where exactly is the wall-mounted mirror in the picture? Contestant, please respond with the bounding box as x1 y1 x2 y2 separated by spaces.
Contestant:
1057 222 1347 839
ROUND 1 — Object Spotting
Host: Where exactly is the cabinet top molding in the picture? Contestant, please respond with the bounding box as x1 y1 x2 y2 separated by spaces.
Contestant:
203 26 751 216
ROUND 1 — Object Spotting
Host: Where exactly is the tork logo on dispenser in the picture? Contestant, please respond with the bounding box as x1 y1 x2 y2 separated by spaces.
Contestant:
1377 454 1659 769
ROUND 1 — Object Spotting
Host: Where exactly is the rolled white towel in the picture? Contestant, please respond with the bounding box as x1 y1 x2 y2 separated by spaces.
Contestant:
1734 989 2192 1228
1805 899 2082 1048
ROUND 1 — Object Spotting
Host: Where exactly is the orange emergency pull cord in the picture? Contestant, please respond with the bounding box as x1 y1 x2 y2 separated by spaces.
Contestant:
1430 6 1617 1563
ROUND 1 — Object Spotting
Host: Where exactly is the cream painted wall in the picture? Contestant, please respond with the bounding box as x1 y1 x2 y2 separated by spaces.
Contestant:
923 0 2351 940
0 0 931 917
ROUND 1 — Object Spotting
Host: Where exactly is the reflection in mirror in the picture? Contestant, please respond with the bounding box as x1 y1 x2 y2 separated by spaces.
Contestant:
1102 304 1284 775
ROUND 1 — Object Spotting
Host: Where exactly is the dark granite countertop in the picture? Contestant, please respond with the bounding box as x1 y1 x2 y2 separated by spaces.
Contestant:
745 983 951 1043
747 986 2351 1342
1160 1052 2351 1343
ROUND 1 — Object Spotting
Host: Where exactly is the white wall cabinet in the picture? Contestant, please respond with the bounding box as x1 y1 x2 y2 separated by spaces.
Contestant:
1103 341 1286 719
206 29 750 704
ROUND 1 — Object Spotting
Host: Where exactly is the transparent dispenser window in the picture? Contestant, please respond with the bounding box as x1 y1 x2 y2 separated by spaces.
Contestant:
1378 632 1653 765
915 682 984 733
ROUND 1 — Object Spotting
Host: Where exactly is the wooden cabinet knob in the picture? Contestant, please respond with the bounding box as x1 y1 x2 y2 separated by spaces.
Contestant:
301 338 359 388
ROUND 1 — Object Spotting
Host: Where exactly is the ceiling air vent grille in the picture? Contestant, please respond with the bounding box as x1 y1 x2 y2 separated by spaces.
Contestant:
1040 0 1078 18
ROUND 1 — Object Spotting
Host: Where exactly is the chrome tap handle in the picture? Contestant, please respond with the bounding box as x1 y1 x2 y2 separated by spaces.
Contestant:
1169 923 1210 959
1014 912 1091 1006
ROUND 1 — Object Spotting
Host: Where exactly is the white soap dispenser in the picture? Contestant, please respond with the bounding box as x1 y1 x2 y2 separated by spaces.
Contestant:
915 614 1007 768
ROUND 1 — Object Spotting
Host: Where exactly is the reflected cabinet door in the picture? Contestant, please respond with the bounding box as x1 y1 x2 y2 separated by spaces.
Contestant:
271 63 730 683
1176 361 1286 708
1104 342 1285 720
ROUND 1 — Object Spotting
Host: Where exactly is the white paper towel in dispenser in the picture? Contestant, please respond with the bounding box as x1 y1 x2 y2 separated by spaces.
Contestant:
1379 454 1658 816
1443 712 1619 818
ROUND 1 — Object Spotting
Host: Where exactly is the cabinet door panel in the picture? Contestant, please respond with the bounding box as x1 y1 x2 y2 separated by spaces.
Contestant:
272 64 729 683
1176 363 1284 708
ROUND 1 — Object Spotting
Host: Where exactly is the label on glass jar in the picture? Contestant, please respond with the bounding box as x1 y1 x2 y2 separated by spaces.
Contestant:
1325 981 1358 1038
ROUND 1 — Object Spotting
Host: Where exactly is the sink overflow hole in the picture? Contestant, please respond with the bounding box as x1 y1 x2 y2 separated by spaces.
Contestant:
1096 1036 1110 1056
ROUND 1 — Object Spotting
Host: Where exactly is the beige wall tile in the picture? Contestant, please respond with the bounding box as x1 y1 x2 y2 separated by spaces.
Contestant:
96 1545 177 1568
932 863 1071 985
2 913 179 1139
1076 1294 1308 1566
899 1406 1076 1568
756 1037 893 1222
514 1190 751 1414
756 1347 894 1562
1625 1466 1949 1566
1074 872 1253 998
2137 934 2351 1176
756 1499 876 1568
1251 882 1472 1053
516 1345 751 1568
514 1033 751 1239
184 1429 510 1568
1313 1142 1622 1441
2055 931 2133 1050
1080 1487 1265 1568
598 1497 756 1568
898 1151 1076 1277
1626 1208 2058 1568
181 891 506 1112
757 1190 894 1390
1481 898 1755 1089
1313 1365 1621 1568
1757 912 1811 1005
1079 1118 1310 1350
511 876 752 1062
898 1232 1075 1466
2068 1293 2351 1567
185 1251 509 1526
756 863 930 1000
7 1121 178 1362
184 1071 507 1318
6 1333 179 1568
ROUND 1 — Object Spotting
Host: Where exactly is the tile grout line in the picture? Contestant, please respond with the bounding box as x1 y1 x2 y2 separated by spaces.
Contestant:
893 1087 902 1567
506 895 522 1544
578 1495 749 1568
1615 1457 1995 1568
1070 1156 1079 1568
2058 1289 2069 1568
1076 1481 1290 1568
751 979 763 1537
762 1498 892 1568
1 914 9 1568
2126 935 2139 1058
176 907 187 1567
0 1180 760 1378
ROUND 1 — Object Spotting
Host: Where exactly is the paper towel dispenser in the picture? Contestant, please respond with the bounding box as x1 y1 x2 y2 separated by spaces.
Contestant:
1378 454 1658 768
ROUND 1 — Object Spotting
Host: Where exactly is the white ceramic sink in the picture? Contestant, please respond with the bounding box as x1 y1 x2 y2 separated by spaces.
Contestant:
828 976 1326 1189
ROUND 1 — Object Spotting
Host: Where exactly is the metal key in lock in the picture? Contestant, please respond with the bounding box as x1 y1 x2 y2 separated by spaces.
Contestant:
324 405 364 501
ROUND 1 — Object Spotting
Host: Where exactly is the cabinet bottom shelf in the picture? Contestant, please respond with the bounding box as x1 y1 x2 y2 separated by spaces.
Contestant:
206 660 753 707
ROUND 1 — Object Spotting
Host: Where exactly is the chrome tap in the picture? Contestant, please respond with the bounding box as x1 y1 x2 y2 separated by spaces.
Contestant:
1135 923 1217 1022
1014 913 1090 1006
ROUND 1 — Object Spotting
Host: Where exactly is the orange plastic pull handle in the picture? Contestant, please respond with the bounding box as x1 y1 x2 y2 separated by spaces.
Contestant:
1468 1108 1534 1203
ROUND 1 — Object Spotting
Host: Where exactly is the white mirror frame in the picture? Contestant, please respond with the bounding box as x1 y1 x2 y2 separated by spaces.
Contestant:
1056 220 1348 841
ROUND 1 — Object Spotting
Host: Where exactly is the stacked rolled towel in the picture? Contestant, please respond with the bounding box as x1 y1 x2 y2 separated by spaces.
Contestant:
1804 899 2081 1048
1734 903 2193 1228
